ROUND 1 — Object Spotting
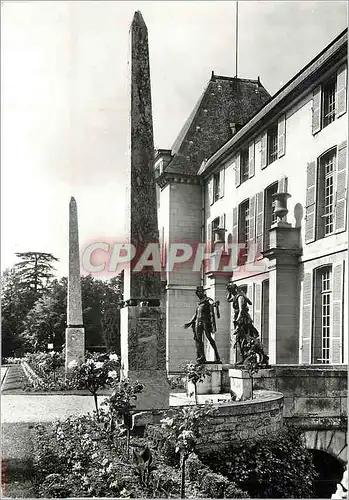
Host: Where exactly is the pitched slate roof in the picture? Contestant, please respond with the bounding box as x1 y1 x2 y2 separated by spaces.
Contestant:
163 73 271 176
199 28 348 176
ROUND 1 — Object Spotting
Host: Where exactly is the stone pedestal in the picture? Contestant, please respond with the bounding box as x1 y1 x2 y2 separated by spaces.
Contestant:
229 368 252 401
121 304 169 410
65 327 85 371
263 225 301 364
187 363 223 396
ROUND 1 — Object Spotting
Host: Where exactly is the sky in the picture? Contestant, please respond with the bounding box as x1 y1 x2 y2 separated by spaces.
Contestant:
1 1 348 277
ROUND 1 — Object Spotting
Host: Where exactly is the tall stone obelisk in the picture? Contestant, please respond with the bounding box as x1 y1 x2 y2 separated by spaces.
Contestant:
120 11 169 409
65 196 85 373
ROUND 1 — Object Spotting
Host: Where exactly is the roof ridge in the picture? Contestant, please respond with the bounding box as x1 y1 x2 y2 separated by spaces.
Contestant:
212 74 261 84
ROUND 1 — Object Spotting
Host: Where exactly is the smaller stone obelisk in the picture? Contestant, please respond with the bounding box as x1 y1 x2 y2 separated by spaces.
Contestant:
65 196 85 373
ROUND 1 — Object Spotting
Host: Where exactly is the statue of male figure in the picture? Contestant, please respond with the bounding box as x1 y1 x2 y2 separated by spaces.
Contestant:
184 286 221 364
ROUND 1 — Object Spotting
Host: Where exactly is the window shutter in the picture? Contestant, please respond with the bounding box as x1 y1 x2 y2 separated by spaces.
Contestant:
261 132 267 169
232 207 238 243
219 168 225 198
255 191 264 256
207 221 212 252
247 284 254 320
248 141 255 178
305 161 317 244
219 213 225 229
248 195 256 262
277 115 286 158
336 64 347 118
235 155 241 188
312 85 321 135
208 177 214 206
278 175 288 193
335 141 347 234
301 271 313 364
331 261 344 364
253 282 262 333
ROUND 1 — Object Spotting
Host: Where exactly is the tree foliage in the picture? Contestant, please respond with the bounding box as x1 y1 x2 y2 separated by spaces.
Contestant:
2 254 123 356
198 425 317 498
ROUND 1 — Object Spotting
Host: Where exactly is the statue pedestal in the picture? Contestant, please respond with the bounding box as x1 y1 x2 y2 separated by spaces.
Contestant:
187 363 222 396
229 368 252 401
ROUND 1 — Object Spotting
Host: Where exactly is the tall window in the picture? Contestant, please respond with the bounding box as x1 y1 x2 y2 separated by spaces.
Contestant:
213 172 220 201
267 124 278 165
264 182 278 248
318 149 336 237
322 78 336 128
238 200 249 263
313 266 332 364
240 149 249 184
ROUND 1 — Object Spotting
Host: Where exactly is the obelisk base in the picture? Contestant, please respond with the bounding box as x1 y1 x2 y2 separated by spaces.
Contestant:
121 305 169 410
65 327 85 373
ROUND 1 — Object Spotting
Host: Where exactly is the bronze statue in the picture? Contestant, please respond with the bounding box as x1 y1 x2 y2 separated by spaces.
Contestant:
226 282 269 367
184 286 221 364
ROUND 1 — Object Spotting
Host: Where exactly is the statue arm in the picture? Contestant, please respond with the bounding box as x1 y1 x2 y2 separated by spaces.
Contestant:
184 312 196 329
236 295 244 322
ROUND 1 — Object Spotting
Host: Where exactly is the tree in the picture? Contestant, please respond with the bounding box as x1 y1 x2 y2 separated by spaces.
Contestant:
15 252 59 298
1 267 37 356
20 274 123 353
20 278 67 351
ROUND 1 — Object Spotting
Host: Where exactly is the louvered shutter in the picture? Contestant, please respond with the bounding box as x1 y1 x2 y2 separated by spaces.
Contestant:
248 195 256 262
261 132 267 169
254 282 262 332
235 155 241 187
207 221 212 252
278 175 288 193
301 272 313 364
277 115 286 158
232 207 238 268
331 262 344 364
248 141 255 178
305 161 317 244
335 141 347 233
247 284 254 321
219 168 225 198
208 178 214 206
255 191 264 256
312 86 321 135
336 64 347 118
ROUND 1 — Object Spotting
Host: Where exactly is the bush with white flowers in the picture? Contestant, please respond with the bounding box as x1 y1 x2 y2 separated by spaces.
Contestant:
70 352 120 420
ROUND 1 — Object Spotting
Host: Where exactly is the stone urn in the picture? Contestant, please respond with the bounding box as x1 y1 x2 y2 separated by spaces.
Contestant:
272 192 291 222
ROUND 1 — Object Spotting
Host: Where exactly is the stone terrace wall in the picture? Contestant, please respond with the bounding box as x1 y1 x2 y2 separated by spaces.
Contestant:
132 391 284 451
253 365 347 430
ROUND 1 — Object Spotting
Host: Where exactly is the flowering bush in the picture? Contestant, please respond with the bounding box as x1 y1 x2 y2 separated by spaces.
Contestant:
100 379 144 453
24 351 64 380
159 404 215 498
182 361 210 403
69 352 120 419
2 357 22 364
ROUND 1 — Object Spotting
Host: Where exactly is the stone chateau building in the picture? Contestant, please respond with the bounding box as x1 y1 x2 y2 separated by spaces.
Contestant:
156 29 348 373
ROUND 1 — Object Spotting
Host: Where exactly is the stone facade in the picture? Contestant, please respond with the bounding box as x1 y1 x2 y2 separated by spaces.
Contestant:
133 391 284 451
157 29 348 371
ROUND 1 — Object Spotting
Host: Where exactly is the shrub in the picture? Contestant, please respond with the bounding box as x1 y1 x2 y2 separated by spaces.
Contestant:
198 425 317 498
69 352 119 418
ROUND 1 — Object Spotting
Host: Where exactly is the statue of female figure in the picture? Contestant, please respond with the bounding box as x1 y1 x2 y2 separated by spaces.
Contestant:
226 283 269 366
